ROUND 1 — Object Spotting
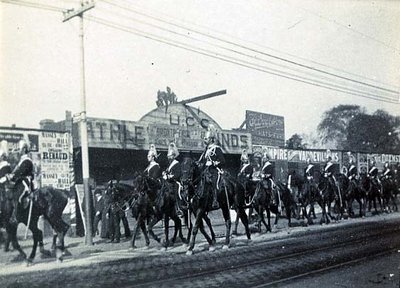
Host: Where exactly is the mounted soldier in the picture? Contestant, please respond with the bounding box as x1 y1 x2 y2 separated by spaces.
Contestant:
347 152 358 183
144 144 162 193
163 142 183 216
237 149 253 201
382 162 393 180
0 142 12 236
6 139 36 223
261 153 274 190
197 124 225 209
323 153 338 192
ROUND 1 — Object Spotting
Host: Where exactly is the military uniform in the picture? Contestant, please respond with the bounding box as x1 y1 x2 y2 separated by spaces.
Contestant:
164 143 183 215
261 159 274 190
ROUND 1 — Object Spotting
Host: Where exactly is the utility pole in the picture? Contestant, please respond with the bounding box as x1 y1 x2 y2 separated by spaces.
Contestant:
63 1 95 246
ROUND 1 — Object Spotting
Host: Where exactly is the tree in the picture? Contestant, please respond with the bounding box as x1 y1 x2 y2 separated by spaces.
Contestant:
286 134 307 149
317 105 365 149
346 111 400 153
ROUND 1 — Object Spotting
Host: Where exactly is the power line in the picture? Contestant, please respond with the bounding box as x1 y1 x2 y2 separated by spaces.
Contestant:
102 0 400 95
0 0 65 12
85 15 399 104
96 5 398 101
3 0 399 104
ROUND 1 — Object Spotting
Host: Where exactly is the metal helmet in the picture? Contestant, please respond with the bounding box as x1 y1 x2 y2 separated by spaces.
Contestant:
262 152 270 162
240 149 249 162
167 142 179 158
205 124 217 140
0 140 8 158
18 139 30 154
147 144 158 159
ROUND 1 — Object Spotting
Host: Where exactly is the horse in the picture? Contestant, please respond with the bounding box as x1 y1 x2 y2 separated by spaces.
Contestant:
341 175 366 218
381 176 398 213
316 174 339 224
146 177 187 250
1 180 70 264
298 175 319 225
186 165 250 255
104 181 132 243
180 161 217 250
361 175 383 214
251 178 296 232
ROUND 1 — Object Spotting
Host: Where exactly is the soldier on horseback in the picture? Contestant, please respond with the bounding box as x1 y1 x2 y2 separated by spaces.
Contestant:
323 154 338 191
198 124 225 209
6 139 36 223
347 153 358 181
0 142 12 236
144 144 161 189
163 142 183 216
382 162 393 180
261 153 274 189
237 149 253 202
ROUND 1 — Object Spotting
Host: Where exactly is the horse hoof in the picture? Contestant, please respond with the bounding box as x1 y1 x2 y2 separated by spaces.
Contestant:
56 258 63 264
182 243 188 248
209 245 216 252
161 247 167 252
222 245 229 250
26 259 33 267
186 250 193 256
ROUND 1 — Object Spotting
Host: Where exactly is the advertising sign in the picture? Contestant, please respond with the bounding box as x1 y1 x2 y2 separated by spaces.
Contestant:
77 104 252 154
253 145 341 163
0 128 72 190
245 110 285 146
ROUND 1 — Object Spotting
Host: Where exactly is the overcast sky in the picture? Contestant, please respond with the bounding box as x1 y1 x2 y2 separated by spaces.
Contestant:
1 0 399 139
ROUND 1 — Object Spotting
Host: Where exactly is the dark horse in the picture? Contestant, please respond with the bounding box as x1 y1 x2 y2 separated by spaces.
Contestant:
381 176 398 213
127 174 186 249
2 180 69 264
147 177 187 250
341 175 366 218
251 179 296 232
187 166 251 255
316 174 340 224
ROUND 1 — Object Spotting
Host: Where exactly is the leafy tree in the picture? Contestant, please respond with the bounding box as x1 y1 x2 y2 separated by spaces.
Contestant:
346 111 400 153
317 105 365 149
286 133 307 149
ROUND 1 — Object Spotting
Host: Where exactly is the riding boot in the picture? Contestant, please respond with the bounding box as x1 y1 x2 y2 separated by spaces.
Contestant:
176 201 183 217
212 189 219 209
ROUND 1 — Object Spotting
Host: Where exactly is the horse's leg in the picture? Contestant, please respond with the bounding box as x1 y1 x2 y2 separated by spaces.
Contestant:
130 215 142 249
139 217 150 248
203 213 216 245
266 208 272 232
27 220 42 264
7 223 27 260
232 209 240 236
221 205 231 249
162 215 169 249
187 208 204 255
147 215 161 243
238 207 251 240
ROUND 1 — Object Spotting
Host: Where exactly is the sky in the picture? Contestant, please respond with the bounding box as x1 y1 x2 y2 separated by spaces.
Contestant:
1 0 399 141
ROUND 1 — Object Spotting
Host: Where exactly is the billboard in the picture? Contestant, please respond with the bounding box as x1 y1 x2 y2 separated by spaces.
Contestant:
0 128 72 190
74 104 252 154
245 110 285 146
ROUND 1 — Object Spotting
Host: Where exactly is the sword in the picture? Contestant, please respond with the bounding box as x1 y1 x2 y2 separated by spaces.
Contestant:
24 199 33 240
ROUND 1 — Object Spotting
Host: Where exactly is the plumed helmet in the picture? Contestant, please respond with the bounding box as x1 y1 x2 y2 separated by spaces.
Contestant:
306 158 311 164
262 152 270 162
18 139 30 153
347 151 355 163
240 149 249 162
205 124 217 139
147 144 158 158
370 159 375 166
0 140 8 158
167 142 179 158
0 148 6 160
